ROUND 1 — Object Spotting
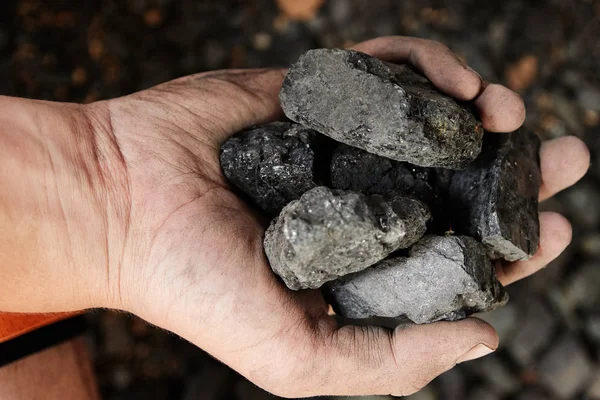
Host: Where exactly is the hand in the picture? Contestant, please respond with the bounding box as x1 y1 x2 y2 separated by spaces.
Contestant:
0 36 589 397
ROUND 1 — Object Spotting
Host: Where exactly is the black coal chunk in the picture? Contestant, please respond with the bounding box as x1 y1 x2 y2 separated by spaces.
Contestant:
280 48 484 169
326 235 508 324
330 144 453 231
330 143 435 199
264 187 431 290
219 122 321 216
449 130 542 261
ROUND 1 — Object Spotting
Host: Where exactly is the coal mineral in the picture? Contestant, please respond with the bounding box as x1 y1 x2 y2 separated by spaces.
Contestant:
330 143 452 231
449 129 542 261
219 122 321 216
263 186 431 290
215 47 541 324
330 143 436 200
280 48 484 169
326 235 508 324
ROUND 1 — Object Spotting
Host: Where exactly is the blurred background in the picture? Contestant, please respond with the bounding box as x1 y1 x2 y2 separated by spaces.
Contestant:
1 0 599 399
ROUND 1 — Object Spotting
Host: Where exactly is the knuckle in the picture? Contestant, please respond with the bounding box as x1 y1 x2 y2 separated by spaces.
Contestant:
401 364 446 396
424 39 451 54
388 329 455 396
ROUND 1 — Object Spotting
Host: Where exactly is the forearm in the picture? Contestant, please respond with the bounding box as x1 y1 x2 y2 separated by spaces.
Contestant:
0 338 99 400
0 96 122 312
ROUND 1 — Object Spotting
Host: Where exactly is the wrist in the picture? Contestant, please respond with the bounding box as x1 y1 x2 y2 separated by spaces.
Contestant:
80 101 133 310
0 96 128 312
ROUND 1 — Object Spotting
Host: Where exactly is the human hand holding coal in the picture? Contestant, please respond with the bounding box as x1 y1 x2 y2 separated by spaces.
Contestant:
0 27 588 397
42 35 577 399
209 38 587 396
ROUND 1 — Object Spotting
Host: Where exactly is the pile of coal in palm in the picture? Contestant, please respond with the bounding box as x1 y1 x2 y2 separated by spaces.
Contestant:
220 48 542 324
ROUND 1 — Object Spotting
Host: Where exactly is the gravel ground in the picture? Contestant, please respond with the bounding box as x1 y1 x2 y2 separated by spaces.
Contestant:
2 0 599 399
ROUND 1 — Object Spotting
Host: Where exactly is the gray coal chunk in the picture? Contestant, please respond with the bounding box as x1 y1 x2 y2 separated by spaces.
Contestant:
220 122 319 216
327 235 508 324
449 130 542 261
280 48 484 169
330 144 453 231
264 186 431 290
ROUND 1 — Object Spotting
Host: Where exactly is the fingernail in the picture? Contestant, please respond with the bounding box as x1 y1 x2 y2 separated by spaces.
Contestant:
456 344 494 364
462 64 484 86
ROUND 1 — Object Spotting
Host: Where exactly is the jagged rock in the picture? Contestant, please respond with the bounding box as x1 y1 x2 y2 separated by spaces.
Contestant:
330 144 452 231
219 122 320 216
264 187 431 290
280 48 484 169
330 143 436 201
449 130 541 261
326 235 508 324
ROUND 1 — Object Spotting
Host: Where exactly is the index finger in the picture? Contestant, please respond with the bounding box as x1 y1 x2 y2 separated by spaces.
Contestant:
351 36 482 101
351 36 526 133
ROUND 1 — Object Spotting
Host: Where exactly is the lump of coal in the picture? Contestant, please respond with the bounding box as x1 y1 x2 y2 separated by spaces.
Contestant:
449 130 542 261
280 48 484 169
264 186 431 290
220 122 320 216
330 143 436 200
326 235 508 324
330 144 453 231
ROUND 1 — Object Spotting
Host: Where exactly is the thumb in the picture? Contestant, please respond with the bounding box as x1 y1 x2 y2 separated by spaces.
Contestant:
298 317 498 397
155 68 287 144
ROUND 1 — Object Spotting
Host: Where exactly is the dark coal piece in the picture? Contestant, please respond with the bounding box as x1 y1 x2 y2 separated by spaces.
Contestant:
330 143 436 200
330 144 453 231
280 48 484 169
326 235 508 324
449 130 542 261
220 122 320 216
264 187 431 290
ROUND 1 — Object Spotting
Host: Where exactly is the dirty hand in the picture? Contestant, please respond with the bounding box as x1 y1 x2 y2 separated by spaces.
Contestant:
0 36 589 397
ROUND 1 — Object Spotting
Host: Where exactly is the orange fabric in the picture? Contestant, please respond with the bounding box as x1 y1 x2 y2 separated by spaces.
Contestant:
0 312 80 343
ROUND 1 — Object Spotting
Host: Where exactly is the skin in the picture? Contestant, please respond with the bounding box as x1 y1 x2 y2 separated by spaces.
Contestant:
0 338 100 400
0 36 590 397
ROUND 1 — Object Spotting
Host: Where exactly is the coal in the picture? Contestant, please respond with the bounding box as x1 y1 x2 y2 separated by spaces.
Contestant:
219 122 320 216
263 187 431 290
326 235 508 324
330 143 436 201
330 144 452 231
217 48 537 322
280 48 484 169
449 130 542 261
